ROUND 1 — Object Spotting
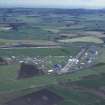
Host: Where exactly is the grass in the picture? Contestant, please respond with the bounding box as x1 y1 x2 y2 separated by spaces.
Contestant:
96 47 105 63
0 86 42 104
0 64 19 82
0 63 105 104
0 47 80 56
0 39 14 46
0 61 105 92
58 36 104 44
0 64 105 104
0 47 105 105
73 74 105 89
0 38 58 46
49 85 105 105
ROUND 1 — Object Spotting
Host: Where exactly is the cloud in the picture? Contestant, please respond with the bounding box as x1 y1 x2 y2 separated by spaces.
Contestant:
0 0 105 8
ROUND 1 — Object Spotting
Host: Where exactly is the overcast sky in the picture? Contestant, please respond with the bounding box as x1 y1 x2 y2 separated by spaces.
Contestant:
0 0 105 9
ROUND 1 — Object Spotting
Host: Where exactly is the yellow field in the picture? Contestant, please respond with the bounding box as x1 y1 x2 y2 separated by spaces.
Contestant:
58 36 104 44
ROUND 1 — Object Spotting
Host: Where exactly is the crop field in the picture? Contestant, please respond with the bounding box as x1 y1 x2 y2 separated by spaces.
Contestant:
0 39 58 46
0 38 64 48
0 47 80 56
58 36 104 44
0 39 12 46
0 9 105 41
0 26 55 40
96 47 105 63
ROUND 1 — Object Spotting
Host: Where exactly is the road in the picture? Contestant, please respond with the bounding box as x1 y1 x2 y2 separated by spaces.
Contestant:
59 46 98 74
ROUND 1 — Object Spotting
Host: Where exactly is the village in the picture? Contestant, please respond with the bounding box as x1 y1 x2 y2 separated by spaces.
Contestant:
0 45 99 79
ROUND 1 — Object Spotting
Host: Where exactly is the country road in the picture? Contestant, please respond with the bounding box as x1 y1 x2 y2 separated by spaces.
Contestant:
59 46 98 74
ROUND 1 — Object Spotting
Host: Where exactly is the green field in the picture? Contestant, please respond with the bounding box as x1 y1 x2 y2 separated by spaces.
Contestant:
0 39 59 46
0 59 105 104
0 47 80 56
0 47 105 104
0 64 105 104
1 8 105 105
0 10 105 41
50 85 105 105
96 47 105 63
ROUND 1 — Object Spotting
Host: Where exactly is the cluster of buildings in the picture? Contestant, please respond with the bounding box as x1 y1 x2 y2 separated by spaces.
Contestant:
58 46 99 74
0 56 66 74
0 46 99 75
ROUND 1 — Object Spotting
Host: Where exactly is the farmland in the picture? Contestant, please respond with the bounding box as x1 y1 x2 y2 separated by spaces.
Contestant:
0 47 105 105
0 47 80 56
0 57 105 104
50 83 105 105
0 8 105 105
0 9 105 41
58 36 104 44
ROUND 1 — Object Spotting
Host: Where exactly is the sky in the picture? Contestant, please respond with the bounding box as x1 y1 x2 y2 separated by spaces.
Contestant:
0 0 105 9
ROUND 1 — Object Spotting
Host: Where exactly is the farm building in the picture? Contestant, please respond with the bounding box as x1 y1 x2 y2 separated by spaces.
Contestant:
17 62 43 79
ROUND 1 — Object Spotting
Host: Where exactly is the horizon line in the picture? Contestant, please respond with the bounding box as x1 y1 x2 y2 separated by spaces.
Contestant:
0 6 105 10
